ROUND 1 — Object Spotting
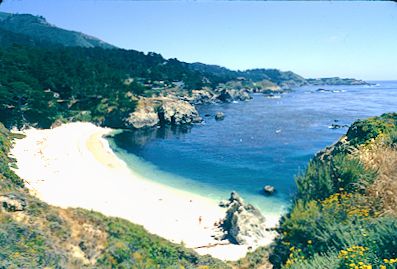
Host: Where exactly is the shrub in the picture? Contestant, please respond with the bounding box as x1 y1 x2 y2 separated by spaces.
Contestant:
296 154 376 202
347 113 397 146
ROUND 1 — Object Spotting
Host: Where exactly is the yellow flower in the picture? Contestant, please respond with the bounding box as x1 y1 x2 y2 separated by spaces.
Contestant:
307 240 312 244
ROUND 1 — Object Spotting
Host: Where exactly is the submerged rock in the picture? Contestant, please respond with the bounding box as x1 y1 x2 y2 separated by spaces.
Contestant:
215 112 225 121
329 123 349 129
219 191 267 245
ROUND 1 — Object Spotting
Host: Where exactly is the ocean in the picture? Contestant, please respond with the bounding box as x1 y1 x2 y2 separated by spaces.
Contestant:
107 81 397 216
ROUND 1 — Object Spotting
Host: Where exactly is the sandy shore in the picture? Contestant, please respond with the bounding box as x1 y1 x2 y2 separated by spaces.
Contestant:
10 122 276 261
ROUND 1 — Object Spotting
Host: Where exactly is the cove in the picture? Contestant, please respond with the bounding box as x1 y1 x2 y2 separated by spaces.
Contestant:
108 81 397 217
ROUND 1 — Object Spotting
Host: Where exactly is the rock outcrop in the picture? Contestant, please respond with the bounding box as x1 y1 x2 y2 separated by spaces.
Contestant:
184 88 253 104
0 193 26 212
126 97 202 129
159 99 202 125
186 89 217 105
126 102 160 129
216 89 252 102
219 192 267 245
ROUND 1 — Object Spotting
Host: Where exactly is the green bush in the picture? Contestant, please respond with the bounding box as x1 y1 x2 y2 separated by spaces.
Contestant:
295 154 376 202
0 123 24 189
282 252 340 269
347 113 397 146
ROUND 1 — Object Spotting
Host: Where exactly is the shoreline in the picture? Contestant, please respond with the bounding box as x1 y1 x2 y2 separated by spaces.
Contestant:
10 122 278 261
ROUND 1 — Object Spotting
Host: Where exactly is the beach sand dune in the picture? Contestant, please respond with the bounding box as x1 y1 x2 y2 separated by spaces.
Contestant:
10 122 275 261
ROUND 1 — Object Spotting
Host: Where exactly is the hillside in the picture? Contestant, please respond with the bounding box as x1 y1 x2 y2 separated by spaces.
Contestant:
269 113 397 268
0 11 371 131
0 11 307 90
0 11 114 49
189 63 307 89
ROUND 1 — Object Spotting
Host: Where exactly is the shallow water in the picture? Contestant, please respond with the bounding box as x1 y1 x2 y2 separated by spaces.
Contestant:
108 81 397 215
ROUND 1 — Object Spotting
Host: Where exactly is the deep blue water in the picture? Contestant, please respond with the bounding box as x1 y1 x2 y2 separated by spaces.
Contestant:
108 81 397 215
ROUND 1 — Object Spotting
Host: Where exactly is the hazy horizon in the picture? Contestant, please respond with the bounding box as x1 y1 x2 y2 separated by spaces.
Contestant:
1 0 397 80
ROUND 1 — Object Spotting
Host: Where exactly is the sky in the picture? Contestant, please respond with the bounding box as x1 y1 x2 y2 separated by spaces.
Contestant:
1 0 397 80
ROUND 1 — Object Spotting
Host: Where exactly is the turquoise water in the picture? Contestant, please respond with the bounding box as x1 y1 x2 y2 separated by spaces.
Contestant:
108 81 397 215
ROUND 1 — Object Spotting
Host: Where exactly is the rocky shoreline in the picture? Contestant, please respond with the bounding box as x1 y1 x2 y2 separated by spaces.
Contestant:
125 85 286 129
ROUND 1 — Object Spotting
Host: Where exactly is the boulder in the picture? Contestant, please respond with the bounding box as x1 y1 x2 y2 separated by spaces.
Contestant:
0 194 26 212
263 185 276 195
219 191 267 245
215 112 225 121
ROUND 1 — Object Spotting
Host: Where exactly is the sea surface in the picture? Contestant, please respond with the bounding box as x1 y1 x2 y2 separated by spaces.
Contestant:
108 81 397 216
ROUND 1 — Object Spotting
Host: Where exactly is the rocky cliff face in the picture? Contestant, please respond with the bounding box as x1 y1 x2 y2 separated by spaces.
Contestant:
159 99 202 125
184 89 217 105
126 100 160 129
126 97 202 129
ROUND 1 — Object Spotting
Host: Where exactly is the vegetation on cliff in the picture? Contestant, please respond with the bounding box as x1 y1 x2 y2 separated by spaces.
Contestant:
0 11 369 131
270 113 397 269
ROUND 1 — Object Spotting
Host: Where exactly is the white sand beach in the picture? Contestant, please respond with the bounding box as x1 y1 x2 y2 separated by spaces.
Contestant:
10 122 277 261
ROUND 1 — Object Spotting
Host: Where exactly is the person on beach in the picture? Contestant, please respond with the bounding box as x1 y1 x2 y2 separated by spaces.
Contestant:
199 216 202 225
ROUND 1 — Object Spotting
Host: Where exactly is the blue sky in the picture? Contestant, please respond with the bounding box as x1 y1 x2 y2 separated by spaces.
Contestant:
1 0 397 80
